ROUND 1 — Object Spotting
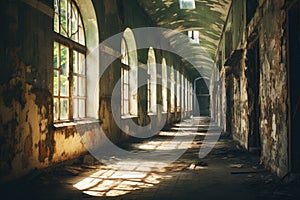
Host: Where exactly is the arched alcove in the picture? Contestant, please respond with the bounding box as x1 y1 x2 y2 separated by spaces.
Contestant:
121 27 138 116
147 47 157 114
161 58 168 112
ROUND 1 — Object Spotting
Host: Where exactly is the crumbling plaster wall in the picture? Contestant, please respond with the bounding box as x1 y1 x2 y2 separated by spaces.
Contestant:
256 0 288 177
213 0 289 177
0 0 192 182
0 1 55 181
0 0 100 182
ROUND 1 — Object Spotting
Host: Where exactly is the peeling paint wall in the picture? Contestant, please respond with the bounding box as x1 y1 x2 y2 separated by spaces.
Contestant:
257 0 288 177
212 0 290 177
0 0 192 182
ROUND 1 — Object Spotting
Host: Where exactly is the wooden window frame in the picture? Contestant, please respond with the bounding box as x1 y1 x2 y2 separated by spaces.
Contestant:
53 0 87 122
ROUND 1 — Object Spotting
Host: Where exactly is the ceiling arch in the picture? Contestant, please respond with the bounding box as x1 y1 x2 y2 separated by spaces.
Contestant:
136 0 232 79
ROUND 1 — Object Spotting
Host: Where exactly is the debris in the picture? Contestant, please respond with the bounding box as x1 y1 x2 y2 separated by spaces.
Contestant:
195 161 208 167
65 168 80 175
229 164 243 168
83 155 96 165
189 164 196 169
195 166 207 170
65 166 83 175
81 164 97 169
222 157 228 160
189 161 208 170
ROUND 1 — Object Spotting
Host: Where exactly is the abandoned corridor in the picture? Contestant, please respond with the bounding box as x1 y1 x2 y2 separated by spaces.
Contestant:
1 0 300 199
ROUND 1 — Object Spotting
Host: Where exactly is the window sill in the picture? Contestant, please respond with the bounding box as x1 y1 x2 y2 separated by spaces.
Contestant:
121 115 138 120
147 112 157 116
54 118 100 129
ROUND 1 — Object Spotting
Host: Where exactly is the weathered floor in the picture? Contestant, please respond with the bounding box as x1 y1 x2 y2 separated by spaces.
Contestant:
1 117 299 200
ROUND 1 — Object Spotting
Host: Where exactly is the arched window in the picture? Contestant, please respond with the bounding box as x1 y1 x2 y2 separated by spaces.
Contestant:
121 28 138 117
189 81 193 111
170 66 176 112
176 70 181 112
185 77 188 111
181 74 185 112
147 47 157 114
161 58 168 112
53 0 99 121
121 37 130 116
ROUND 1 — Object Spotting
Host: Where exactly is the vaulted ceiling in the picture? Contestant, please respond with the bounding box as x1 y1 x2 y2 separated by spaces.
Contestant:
136 0 232 79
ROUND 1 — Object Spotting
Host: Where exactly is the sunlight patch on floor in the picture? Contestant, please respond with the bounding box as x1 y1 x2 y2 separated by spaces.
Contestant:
73 161 167 197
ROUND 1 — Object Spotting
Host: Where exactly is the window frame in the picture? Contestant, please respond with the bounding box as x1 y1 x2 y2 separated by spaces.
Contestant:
147 47 157 114
121 37 131 116
121 64 130 116
53 0 87 122
161 58 168 113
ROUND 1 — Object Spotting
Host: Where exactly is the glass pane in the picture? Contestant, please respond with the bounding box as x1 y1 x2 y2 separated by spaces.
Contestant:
78 53 85 75
53 70 59 96
73 50 78 73
78 16 85 45
60 45 69 76
53 42 59 68
60 98 69 120
71 3 78 42
73 99 78 119
60 0 67 37
121 39 128 65
79 77 86 96
54 97 59 120
73 75 78 96
54 0 59 33
54 0 59 13
123 69 129 84
79 99 85 118
54 13 59 33
124 84 128 99
60 74 69 96
67 0 71 37
124 100 128 115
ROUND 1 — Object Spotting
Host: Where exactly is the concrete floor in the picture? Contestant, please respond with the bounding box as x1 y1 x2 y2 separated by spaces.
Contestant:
1 117 299 200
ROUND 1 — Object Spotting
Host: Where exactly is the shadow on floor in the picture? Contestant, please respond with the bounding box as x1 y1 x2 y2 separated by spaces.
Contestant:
1 117 299 200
